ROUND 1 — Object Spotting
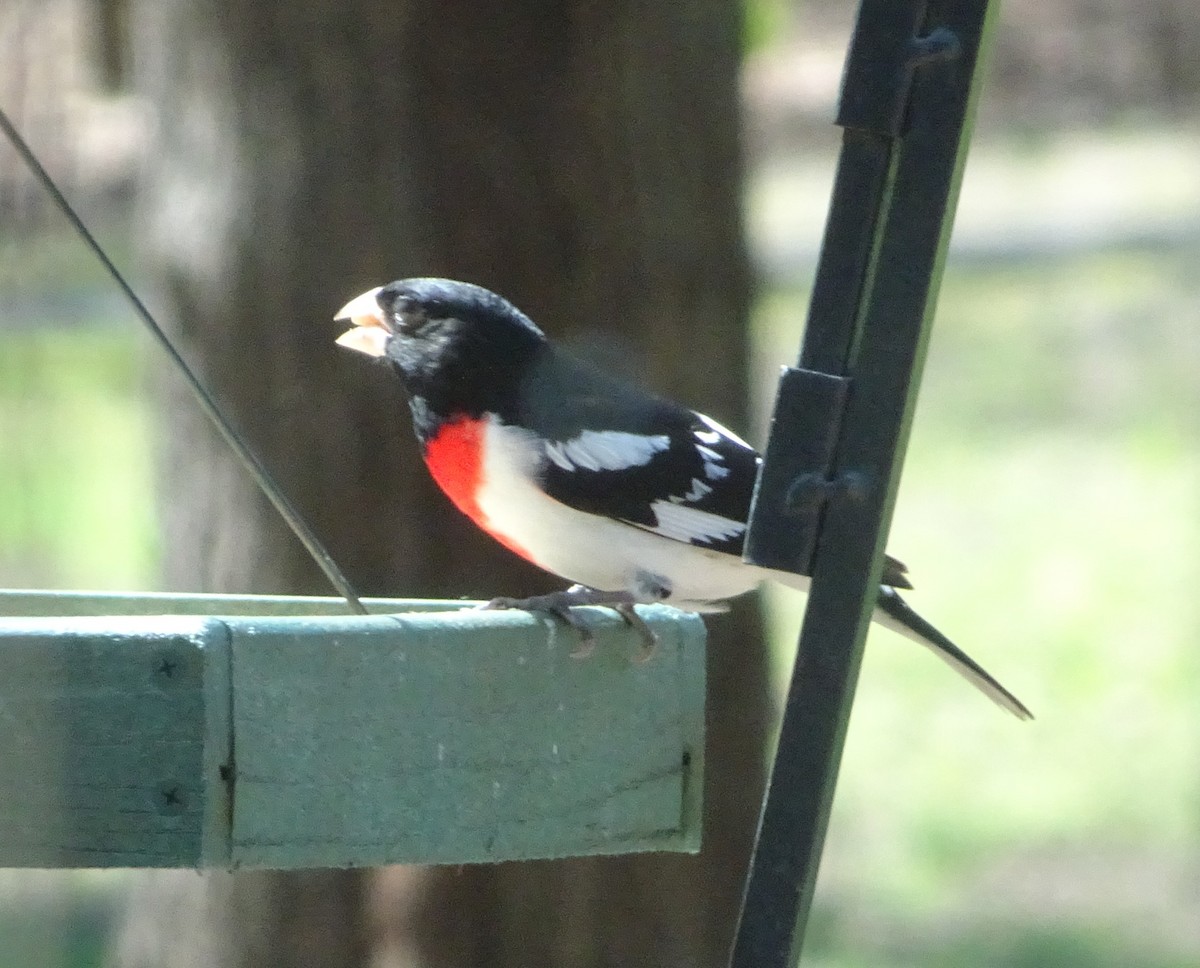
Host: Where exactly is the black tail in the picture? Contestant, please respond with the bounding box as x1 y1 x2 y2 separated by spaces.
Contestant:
874 587 1033 720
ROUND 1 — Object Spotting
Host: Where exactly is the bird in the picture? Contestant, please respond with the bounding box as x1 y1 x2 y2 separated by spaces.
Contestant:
334 278 1031 719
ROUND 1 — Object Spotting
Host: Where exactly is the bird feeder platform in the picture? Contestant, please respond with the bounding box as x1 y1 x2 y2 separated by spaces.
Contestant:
0 590 705 869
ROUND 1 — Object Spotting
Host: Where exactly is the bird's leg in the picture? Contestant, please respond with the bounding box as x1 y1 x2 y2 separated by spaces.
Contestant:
478 585 658 659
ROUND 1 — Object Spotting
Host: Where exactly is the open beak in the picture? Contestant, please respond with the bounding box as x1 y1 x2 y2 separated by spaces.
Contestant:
334 286 390 357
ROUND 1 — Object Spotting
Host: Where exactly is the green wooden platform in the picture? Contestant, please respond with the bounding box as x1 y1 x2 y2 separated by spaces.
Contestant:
0 590 705 870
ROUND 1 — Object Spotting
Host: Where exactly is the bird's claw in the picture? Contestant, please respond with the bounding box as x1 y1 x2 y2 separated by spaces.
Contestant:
568 631 597 661
478 596 519 611
479 593 596 656
615 603 658 662
475 589 654 660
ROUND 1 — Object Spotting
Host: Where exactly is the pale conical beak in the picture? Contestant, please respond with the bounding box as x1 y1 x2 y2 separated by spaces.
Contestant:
335 327 390 357
334 286 387 328
334 286 390 358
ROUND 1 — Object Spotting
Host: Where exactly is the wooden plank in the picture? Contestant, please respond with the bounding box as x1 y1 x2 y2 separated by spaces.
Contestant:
226 606 704 867
0 616 227 867
0 595 705 868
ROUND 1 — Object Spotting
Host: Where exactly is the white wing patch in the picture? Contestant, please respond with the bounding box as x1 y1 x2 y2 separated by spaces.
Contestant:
694 443 731 481
693 412 754 482
649 499 746 545
696 413 753 449
679 478 713 503
544 430 671 473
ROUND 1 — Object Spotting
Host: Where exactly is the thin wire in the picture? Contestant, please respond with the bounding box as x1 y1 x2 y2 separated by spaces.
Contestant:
0 105 367 615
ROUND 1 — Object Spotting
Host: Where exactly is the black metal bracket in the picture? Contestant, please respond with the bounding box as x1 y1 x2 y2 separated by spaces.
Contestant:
746 366 850 574
733 0 997 965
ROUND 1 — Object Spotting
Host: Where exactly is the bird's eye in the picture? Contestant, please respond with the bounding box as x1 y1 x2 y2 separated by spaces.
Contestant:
391 297 427 333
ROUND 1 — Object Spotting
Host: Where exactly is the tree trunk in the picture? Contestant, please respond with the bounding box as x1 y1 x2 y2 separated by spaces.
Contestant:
114 2 767 967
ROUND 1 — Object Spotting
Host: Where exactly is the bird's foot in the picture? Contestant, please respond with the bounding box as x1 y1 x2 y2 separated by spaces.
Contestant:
613 602 658 663
478 585 658 660
480 589 599 658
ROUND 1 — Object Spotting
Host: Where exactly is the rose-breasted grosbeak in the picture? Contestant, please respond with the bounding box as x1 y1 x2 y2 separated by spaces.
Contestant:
335 278 1030 719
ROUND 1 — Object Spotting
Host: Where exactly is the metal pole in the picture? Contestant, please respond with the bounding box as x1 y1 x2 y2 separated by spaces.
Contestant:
733 0 998 964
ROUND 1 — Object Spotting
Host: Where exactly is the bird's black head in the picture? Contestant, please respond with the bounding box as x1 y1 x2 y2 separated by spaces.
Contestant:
335 277 547 422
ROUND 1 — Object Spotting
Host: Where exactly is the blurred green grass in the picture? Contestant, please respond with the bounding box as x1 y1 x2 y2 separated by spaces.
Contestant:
0 873 116 968
0 220 158 591
0 327 158 589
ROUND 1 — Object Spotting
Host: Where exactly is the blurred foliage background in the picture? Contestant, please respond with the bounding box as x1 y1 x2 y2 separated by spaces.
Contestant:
2 0 1199 965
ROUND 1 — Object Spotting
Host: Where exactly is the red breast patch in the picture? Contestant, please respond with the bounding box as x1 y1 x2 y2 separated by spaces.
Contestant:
423 416 535 563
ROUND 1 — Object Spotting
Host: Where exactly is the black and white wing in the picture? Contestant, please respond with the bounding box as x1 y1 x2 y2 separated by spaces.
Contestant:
517 351 759 556
514 347 913 586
